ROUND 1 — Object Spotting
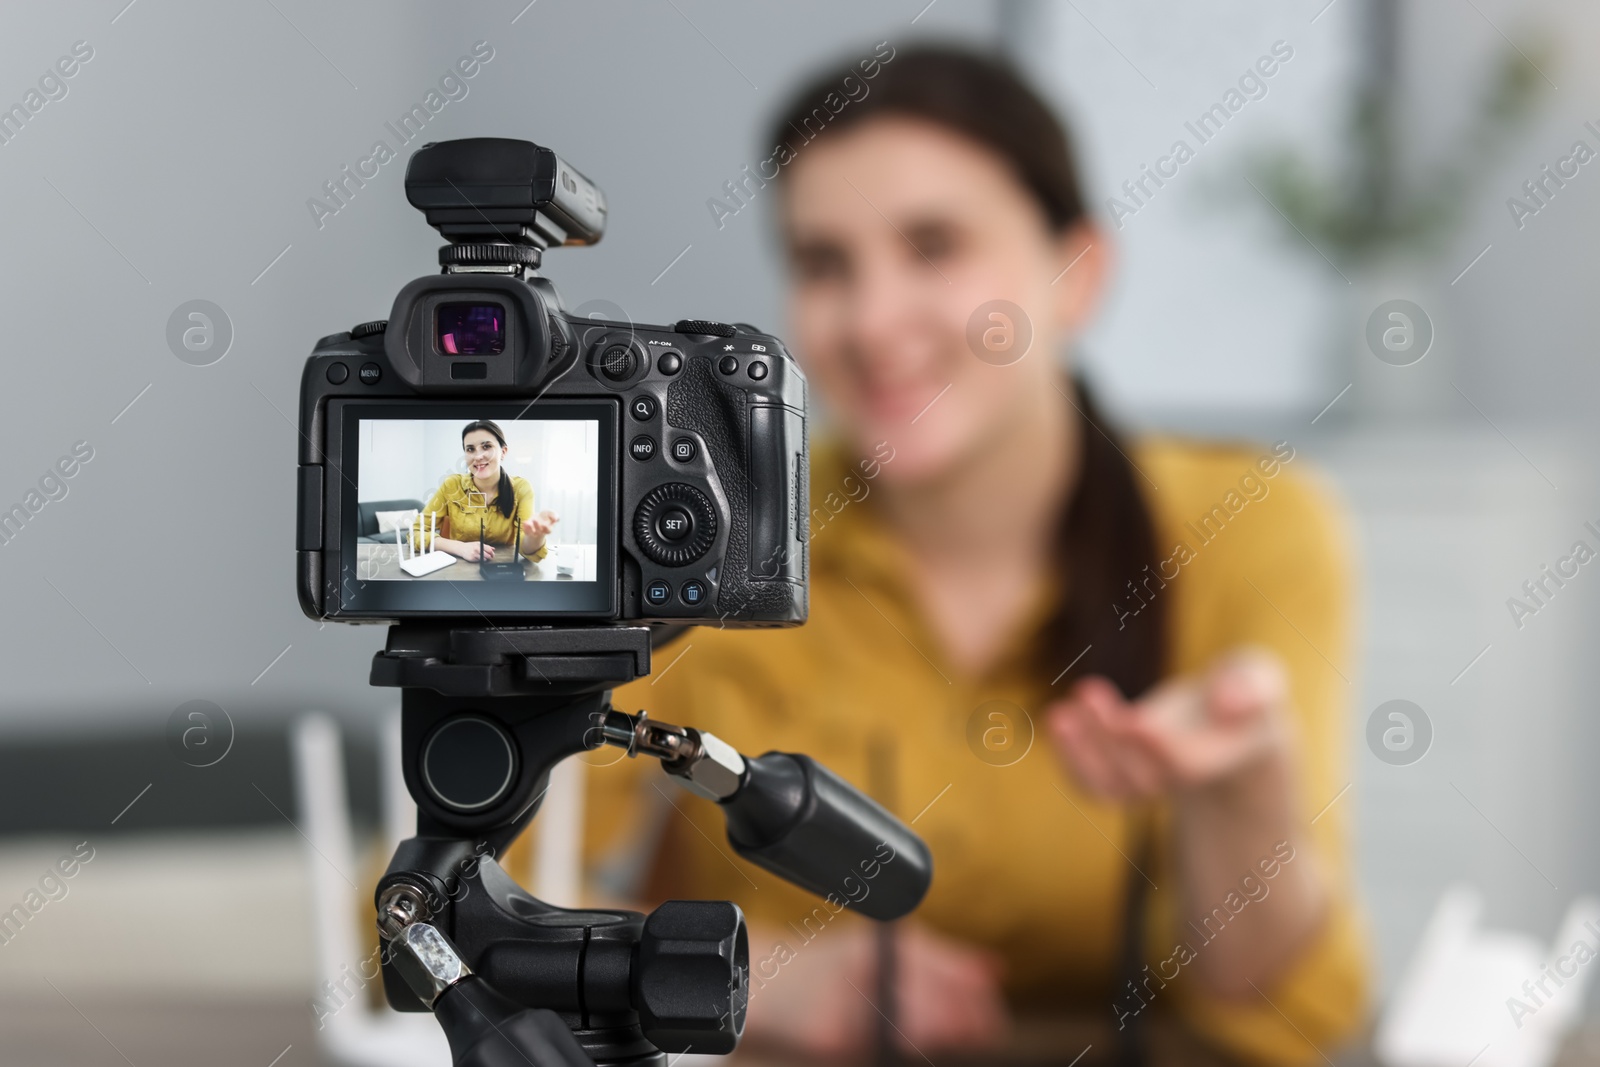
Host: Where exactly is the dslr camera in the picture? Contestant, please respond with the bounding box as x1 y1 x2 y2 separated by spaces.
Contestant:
288 140 931 1067
295 138 807 626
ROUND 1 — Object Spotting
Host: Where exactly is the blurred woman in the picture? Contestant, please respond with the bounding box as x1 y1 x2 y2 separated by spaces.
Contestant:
579 45 1368 1065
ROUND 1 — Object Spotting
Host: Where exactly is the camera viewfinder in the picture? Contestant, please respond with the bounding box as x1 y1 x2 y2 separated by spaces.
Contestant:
437 303 506 355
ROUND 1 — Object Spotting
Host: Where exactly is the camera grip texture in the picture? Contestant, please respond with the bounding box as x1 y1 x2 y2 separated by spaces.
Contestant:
665 356 806 622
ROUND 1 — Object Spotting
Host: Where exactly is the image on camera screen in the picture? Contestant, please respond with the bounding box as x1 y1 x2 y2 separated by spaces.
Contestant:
355 416 600 584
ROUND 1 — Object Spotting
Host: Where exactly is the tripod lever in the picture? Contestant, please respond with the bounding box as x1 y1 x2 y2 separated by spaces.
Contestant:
392 922 596 1067
601 711 933 922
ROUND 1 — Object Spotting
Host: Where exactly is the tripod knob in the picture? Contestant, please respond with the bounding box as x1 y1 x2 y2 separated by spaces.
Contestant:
633 900 749 1054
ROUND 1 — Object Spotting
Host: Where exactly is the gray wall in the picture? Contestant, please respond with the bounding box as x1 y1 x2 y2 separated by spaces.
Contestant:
0 0 1002 731
1009 0 1600 424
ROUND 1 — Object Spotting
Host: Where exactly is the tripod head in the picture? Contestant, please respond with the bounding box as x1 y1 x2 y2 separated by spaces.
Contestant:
369 622 933 1067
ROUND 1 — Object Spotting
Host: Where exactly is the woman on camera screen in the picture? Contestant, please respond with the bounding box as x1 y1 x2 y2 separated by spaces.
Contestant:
413 419 558 562
579 45 1368 1065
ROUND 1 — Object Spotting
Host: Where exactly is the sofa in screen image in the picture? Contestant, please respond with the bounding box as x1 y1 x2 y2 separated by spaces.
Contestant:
357 498 424 545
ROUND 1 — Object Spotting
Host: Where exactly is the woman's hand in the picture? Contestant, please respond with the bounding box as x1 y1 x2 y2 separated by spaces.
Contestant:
455 541 494 562
1046 647 1292 801
521 510 559 549
1049 648 1332 995
742 920 1009 1061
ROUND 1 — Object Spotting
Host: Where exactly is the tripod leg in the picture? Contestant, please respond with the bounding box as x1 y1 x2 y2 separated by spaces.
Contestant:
393 921 595 1067
437 979 595 1067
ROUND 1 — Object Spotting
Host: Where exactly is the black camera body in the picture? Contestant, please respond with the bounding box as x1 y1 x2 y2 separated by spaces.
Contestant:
295 138 807 627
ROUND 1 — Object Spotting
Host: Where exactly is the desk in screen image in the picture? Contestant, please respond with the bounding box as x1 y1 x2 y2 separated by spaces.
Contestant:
356 542 598 582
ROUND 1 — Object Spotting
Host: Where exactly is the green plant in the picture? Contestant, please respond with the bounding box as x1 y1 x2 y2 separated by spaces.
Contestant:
1241 29 1550 267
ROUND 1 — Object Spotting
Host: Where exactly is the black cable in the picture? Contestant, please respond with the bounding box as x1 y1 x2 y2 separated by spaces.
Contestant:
868 736 900 1067
1113 815 1155 1067
876 922 899 1067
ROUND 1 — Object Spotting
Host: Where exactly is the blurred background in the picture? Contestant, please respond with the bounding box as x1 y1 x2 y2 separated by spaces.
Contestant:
1 0 1596 1064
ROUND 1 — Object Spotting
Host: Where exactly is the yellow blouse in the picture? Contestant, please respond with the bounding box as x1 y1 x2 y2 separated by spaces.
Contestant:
570 435 1369 1065
414 472 547 563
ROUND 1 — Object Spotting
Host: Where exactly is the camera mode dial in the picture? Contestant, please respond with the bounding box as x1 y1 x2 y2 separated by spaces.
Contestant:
673 319 736 337
634 483 717 567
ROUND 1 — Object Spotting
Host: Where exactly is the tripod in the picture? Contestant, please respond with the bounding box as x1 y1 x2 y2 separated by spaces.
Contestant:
368 622 933 1067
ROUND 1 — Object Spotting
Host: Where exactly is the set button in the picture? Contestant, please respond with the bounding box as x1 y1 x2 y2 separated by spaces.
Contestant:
655 505 693 543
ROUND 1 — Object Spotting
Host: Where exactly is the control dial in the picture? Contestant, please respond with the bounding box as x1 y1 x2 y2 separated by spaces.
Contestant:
634 483 717 567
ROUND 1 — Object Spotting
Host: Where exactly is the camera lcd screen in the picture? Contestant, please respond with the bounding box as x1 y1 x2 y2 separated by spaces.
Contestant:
437 302 506 355
337 400 617 616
